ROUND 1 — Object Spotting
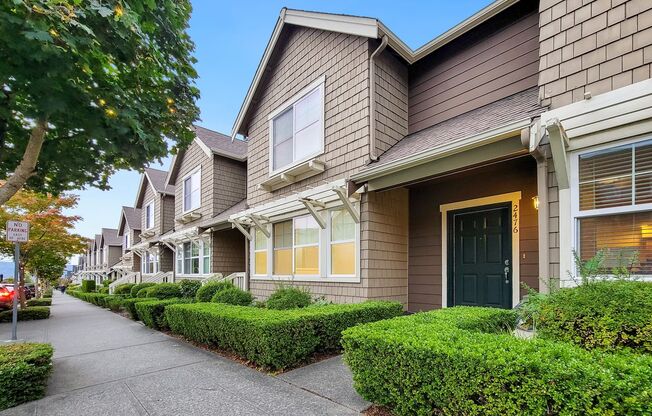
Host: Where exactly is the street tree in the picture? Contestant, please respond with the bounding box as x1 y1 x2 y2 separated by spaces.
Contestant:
0 0 199 204
0 189 87 306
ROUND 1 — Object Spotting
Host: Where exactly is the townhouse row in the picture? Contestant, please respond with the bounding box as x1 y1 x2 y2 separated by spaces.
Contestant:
77 0 652 310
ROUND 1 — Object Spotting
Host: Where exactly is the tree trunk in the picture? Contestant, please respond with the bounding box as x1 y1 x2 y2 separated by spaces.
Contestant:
0 118 47 205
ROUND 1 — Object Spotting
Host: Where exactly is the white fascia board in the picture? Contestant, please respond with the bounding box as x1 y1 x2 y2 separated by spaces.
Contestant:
352 118 531 182
165 153 180 187
134 174 147 208
283 9 378 38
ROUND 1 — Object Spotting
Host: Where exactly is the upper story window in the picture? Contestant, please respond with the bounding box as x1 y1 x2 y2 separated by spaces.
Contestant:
145 202 154 230
183 169 201 213
573 139 652 275
124 233 130 251
269 77 325 173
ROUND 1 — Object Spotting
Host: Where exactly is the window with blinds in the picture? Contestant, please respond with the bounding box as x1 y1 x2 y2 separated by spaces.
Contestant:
577 140 652 274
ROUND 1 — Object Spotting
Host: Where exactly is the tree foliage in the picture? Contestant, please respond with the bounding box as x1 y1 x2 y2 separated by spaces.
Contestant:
0 0 199 203
0 189 87 305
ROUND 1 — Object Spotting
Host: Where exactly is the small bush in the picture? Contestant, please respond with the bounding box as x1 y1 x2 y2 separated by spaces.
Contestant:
135 298 192 330
165 301 403 370
102 279 111 287
0 307 50 323
105 296 125 312
211 287 253 306
80 280 96 293
342 306 652 416
43 288 53 298
114 283 135 296
99 287 109 294
179 279 202 298
130 282 156 298
195 281 234 302
266 286 312 310
137 287 153 298
536 280 652 352
0 343 53 411
26 298 51 307
121 297 159 320
147 283 182 299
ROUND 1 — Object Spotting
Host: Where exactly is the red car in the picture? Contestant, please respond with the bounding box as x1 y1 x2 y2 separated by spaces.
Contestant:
0 284 15 310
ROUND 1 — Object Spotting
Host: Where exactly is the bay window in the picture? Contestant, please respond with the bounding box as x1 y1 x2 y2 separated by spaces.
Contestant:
183 169 201 212
175 239 211 275
269 78 324 173
574 139 652 274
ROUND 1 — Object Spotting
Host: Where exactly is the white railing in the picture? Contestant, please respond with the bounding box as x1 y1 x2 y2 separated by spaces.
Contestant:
108 272 140 294
224 272 247 290
141 271 174 284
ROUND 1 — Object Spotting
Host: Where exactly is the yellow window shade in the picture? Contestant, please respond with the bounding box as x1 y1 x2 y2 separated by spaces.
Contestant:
295 246 319 275
255 251 267 275
331 242 355 275
274 249 292 275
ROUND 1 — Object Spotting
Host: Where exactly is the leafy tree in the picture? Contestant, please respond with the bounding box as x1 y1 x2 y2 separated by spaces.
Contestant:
0 0 199 204
0 189 87 306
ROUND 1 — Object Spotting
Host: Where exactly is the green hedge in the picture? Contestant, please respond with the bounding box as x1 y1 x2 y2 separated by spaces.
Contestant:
114 283 135 296
179 279 201 298
195 281 234 302
121 297 159 320
147 283 182 299
80 279 96 293
165 301 403 370
130 282 156 298
98 287 109 294
266 286 312 310
105 295 125 312
0 343 53 411
536 280 652 353
135 298 192 330
0 306 50 323
342 306 652 416
211 287 253 306
26 298 51 307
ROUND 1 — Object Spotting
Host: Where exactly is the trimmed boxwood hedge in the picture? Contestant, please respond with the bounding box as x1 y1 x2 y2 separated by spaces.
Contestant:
105 295 125 312
342 306 652 416
165 301 403 370
121 297 159 320
0 343 53 411
135 298 192 330
130 282 156 298
211 286 253 306
536 280 652 352
113 283 135 296
195 281 234 302
266 286 312 310
0 306 50 323
26 298 51 307
80 279 96 293
147 283 182 299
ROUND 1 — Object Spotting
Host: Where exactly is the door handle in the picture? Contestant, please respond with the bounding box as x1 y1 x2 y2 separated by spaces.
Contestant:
503 266 510 284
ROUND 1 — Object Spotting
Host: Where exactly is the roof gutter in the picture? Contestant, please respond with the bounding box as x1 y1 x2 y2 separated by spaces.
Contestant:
368 35 388 163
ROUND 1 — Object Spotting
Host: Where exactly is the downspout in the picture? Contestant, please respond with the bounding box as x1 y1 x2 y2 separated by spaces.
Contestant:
368 35 388 163
521 122 550 294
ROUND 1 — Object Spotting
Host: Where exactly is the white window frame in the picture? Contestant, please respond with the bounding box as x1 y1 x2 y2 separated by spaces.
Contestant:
182 167 202 214
570 136 652 277
175 238 211 277
267 75 325 176
124 232 130 252
250 205 360 283
327 209 358 278
144 201 154 230
141 251 159 275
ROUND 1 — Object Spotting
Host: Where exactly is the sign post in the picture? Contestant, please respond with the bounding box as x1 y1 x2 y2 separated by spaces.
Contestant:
6 221 29 341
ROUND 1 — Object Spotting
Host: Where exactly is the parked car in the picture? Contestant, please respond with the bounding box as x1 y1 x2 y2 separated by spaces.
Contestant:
0 284 15 310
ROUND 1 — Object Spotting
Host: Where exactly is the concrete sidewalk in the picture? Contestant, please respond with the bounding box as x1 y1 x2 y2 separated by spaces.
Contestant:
0 292 368 415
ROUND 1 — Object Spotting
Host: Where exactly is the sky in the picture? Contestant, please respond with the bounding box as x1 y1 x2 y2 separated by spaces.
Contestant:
67 0 493 247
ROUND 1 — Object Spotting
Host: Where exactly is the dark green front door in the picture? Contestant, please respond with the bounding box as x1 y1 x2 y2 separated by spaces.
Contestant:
449 205 512 308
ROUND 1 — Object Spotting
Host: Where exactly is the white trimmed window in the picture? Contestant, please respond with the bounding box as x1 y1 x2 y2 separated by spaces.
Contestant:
252 207 359 281
142 252 159 274
175 239 210 275
145 202 154 229
572 139 652 275
269 78 324 173
183 169 201 212
124 233 130 251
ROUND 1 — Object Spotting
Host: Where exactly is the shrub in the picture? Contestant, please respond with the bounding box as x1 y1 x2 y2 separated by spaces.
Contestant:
130 282 156 298
43 288 53 298
135 298 192 330
266 286 312 310
179 279 201 298
105 296 125 312
195 281 234 302
147 283 182 299
102 279 111 287
211 287 253 306
81 292 111 307
114 283 135 296
165 301 403 370
26 298 51 307
80 280 96 293
0 306 50 323
342 306 652 416
137 287 153 298
0 343 53 411
121 297 159 320
99 287 109 294
536 280 652 352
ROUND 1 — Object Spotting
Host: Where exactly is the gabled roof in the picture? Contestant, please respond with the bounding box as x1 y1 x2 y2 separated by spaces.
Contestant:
134 167 175 208
232 0 518 137
93 234 102 250
167 125 247 186
117 206 142 236
100 228 122 247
